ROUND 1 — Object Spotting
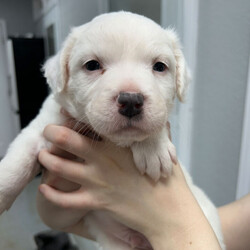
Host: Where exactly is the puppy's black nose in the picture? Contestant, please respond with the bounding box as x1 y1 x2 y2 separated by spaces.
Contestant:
117 92 144 118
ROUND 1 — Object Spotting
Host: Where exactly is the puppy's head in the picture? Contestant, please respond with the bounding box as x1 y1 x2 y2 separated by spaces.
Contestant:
44 12 190 146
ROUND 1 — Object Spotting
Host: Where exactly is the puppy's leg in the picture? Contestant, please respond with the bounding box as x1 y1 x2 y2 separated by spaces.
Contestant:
0 130 46 213
131 128 176 181
0 95 64 214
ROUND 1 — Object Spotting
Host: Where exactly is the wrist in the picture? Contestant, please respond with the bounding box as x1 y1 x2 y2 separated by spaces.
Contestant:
148 217 221 250
144 186 222 249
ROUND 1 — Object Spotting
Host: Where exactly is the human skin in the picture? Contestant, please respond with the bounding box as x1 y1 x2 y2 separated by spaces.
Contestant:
37 124 222 249
218 194 250 250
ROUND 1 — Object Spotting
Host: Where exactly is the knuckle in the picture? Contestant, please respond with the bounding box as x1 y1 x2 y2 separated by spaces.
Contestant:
59 199 70 209
79 199 88 209
92 194 109 209
54 128 70 146
79 193 98 209
50 159 62 174
96 200 108 209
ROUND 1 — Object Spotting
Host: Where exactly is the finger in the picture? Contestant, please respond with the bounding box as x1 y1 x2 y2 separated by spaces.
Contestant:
39 149 87 185
50 144 78 160
43 125 99 159
39 184 95 209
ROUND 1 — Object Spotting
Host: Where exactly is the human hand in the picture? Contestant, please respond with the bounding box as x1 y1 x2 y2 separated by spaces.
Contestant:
38 124 221 250
37 143 91 234
37 111 98 236
38 126 154 234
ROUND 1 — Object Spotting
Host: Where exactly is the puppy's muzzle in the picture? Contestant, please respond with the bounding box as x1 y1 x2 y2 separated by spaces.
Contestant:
117 92 144 118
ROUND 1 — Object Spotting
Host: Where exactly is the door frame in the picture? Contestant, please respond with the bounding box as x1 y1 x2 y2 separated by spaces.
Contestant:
178 0 199 172
161 0 199 172
236 55 250 199
0 20 19 157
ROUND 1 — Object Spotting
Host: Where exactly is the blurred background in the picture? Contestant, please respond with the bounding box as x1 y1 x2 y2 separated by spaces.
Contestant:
0 0 249 249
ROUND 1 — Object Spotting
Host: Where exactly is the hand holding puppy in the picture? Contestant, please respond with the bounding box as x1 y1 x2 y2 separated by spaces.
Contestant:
38 123 222 250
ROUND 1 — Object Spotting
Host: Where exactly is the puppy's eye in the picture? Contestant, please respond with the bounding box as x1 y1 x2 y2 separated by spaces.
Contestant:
85 60 101 71
153 62 168 72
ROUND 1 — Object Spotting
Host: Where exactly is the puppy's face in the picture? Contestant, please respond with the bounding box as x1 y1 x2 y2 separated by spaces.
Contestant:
44 12 189 145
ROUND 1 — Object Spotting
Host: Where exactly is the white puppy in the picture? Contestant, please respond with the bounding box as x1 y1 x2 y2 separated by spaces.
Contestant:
0 12 224 249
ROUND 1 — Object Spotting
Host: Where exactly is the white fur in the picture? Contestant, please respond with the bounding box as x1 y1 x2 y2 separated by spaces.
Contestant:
0 12 224 249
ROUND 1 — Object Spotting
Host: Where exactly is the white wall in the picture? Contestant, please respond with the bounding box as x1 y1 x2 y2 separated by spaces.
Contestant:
59 0 106 42
35 0 108 56
0 0 34 36
191 0 250 206
0 21 17 158
0 0 35 157
109 0 161 24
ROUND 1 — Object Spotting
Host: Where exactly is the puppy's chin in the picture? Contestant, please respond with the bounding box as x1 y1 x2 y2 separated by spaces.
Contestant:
88 115 166 146
106 128 149 147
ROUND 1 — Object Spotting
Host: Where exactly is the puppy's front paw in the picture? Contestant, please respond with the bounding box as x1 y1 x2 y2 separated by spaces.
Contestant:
131 139 176 181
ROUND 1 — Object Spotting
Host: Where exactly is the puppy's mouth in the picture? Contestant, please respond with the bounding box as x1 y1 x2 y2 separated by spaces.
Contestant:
118 124 141 133
124 117 142 127
111 118 148 137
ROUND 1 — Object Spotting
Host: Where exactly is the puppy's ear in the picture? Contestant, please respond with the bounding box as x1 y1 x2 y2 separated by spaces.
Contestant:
43 29 78 93
166 29 191 102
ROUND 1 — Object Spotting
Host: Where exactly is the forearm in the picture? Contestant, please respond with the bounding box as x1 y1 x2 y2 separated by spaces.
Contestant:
151 217 221 250
146 183 222 250
218 194 250 250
